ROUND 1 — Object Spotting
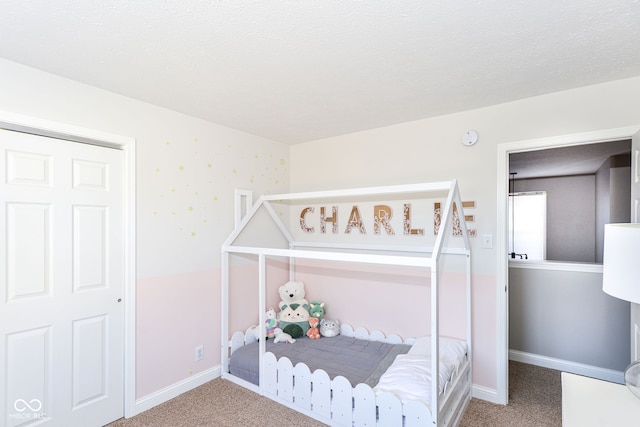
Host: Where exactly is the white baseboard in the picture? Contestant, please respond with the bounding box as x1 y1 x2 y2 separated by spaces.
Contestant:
131 356 621 416
509 350 624 384
472 384 499 404
133 365 221 416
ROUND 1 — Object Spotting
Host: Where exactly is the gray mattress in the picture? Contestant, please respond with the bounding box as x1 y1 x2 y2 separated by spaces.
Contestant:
229 335 411 387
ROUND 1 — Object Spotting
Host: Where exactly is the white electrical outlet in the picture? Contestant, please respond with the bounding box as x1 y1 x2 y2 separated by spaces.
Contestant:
195 345 204 362
482 234 493 249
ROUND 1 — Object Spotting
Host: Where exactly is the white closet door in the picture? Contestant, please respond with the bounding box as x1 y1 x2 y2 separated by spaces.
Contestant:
0 129 124 427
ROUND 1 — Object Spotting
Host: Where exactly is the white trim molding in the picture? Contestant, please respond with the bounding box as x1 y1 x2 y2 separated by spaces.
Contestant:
510 350 624 384
472 384 500 404
134 367 221 415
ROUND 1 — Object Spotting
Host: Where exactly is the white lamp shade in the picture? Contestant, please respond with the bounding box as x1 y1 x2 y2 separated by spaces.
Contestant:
603 223 640 303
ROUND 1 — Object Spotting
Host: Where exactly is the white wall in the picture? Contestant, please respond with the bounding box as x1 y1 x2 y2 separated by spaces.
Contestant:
0 59 290 400
3 55 639 405
290 75 640 398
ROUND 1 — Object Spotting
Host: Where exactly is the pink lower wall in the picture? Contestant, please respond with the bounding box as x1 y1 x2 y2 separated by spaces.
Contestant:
135 257 495 398
136 270 219 398
136 261 289 399
226 259 290 333
291 260 497 387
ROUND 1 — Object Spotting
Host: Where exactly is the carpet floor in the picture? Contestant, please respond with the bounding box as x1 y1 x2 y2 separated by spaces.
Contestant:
107 361 562 426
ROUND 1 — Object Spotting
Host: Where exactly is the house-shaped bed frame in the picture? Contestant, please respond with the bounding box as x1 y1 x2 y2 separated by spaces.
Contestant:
221 180 472 426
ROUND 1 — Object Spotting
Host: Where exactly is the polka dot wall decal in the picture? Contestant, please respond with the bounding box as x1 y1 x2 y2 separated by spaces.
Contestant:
280 158 285 165
179 165 185 171
207 163 212 168
155 168 160 172
165 141 171 146
188 206 194 212
191 231 196 237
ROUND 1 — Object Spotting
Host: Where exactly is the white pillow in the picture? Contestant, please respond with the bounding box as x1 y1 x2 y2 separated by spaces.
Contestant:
408 336 467 360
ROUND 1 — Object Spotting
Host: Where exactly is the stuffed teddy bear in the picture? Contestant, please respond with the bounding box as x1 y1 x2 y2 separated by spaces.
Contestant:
273 327 296 344
278 281 309 311
277 281 311 338
320 319 340 337
279 303 310 338
309 301 325 320
306 317 320 339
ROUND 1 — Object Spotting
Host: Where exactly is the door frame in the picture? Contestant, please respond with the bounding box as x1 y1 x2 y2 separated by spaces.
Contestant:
496 125 640 404
0 110 137 418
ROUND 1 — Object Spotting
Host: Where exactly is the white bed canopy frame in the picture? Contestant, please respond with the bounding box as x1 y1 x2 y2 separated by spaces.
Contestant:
221 180 472 426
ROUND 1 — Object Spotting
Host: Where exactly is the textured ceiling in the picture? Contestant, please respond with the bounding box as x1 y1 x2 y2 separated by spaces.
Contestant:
1 1 640 144
510 139 631 179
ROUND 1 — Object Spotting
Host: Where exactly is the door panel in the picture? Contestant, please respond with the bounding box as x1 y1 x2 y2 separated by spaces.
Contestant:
633 130 640 223
72 315 107 408
7 203 51 299
73 205 107 290
6 327 51 424
631 130 640 362
0 129 124 427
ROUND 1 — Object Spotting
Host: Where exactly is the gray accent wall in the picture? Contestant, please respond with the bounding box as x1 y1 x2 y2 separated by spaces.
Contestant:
595 155 631 262
515 175 595 262
509 266 629 371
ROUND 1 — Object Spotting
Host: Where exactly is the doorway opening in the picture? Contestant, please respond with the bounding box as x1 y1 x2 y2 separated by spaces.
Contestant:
496 125 640 405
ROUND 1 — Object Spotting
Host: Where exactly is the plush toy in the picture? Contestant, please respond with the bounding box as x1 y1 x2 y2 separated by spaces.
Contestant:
277 281 310 338
250 325 262 341
250 308 280 341
278 281 309 311
309 301 325 320
320 319 340 337
279 303 310 338
306 317 321 339
264 308 279 339
273 327 296 344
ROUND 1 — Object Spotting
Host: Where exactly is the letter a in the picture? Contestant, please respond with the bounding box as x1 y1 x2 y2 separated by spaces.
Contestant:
345 205 366 234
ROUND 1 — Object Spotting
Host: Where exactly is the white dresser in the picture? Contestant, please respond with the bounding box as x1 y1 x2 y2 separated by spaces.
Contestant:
562 372 640 426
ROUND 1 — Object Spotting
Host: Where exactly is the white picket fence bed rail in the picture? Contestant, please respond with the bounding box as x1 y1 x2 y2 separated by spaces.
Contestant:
222 324 471 427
